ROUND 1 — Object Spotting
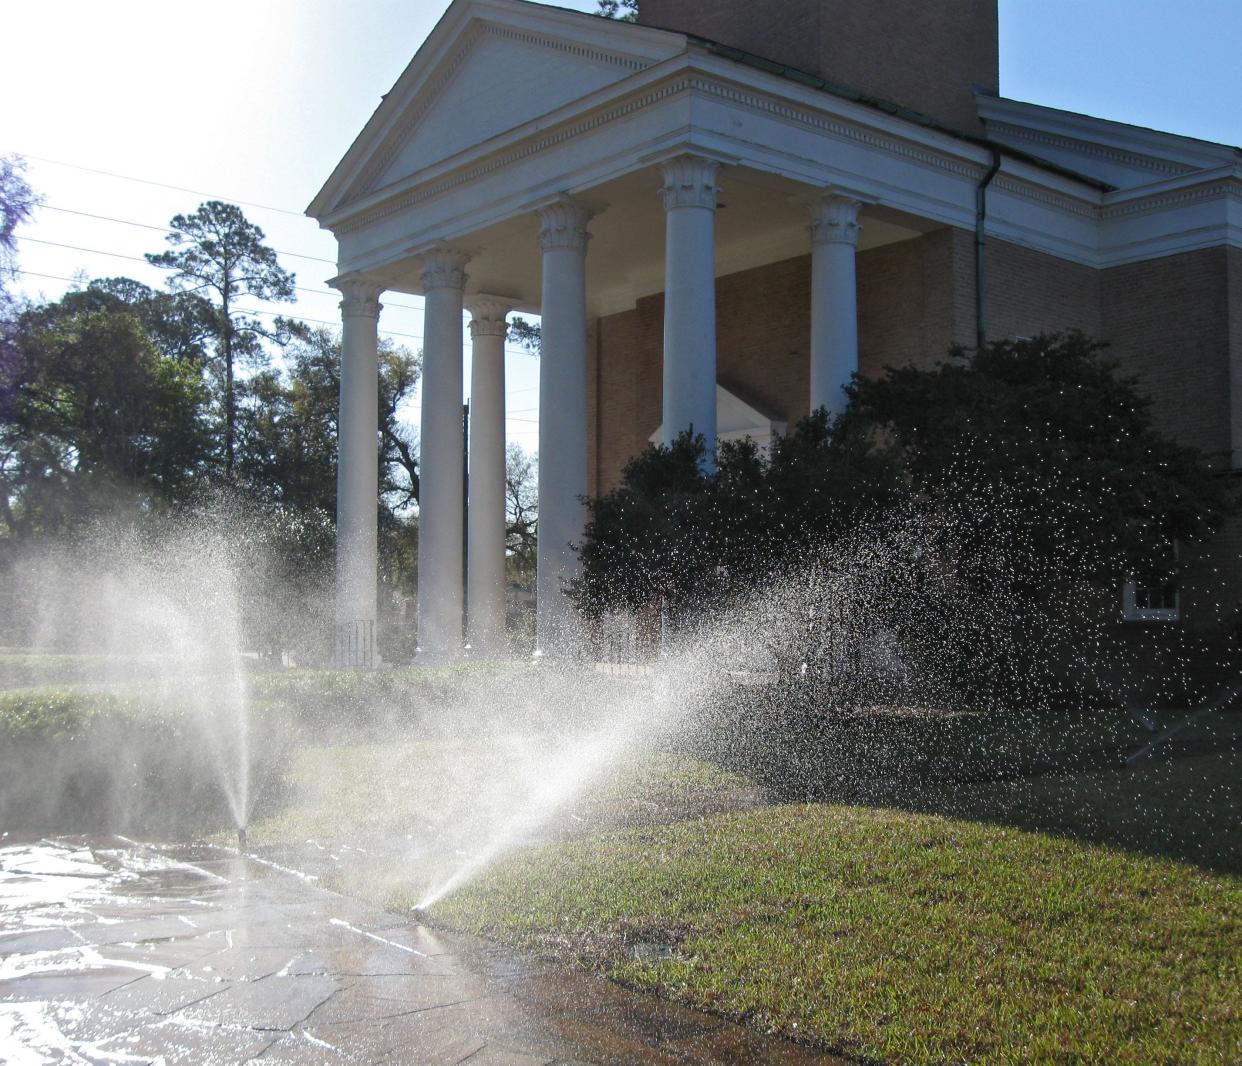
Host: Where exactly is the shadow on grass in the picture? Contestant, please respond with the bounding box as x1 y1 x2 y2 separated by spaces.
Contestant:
698 693 1242 877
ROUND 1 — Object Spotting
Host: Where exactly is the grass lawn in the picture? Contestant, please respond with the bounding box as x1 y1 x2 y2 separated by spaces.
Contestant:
16 656 1234 1063
245 742 757 845
408 753 1241 1065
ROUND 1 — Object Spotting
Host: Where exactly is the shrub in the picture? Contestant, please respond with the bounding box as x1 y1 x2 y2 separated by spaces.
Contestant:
0 686 291 835
572 335 1234 705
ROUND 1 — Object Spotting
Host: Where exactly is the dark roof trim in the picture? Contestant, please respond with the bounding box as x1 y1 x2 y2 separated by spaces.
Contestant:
680 34 1115 192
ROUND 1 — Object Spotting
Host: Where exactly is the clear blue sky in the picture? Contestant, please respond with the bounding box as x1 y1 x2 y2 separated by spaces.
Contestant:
4 0 1239 453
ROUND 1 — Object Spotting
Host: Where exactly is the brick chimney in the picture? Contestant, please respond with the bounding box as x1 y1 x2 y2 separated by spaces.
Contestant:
636 0 998 133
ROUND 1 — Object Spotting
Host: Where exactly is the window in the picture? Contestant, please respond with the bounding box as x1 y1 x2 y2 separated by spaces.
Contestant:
1122 578 1180 622
1122 538 1181 622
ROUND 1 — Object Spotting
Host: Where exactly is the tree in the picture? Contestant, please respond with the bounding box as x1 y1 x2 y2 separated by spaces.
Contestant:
0 156 39 314
596 0 638 20
0 299 211 538
235 323 420 514
71 277 218 368
506 317 541 354
505 442 537 588
573 431 716 620
146 201 295 476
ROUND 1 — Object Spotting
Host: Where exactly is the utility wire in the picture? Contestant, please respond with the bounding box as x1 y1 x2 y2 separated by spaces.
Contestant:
20 157 542 339
18 234 429 313
38 203 340 267
24 154 308 218
20 236 148 265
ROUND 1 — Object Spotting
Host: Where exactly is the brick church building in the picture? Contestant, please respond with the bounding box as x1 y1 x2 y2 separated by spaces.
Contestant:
311 0 1242 666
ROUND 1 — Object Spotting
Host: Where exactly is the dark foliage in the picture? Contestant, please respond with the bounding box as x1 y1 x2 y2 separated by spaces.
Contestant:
842 332 1228 588
573 334 1233 700
572 409 903 621
596 0 638 20
0 300 212 538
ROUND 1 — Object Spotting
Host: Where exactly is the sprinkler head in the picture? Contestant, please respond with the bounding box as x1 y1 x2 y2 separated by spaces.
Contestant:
411 905 429 920
237 826 247 852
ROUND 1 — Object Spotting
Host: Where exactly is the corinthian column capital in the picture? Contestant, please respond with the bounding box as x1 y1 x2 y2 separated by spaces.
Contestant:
659 154 722 212
332 275 384 319
809 193 864 248
537 197 597 253
466 295 516 338
420 246 471 292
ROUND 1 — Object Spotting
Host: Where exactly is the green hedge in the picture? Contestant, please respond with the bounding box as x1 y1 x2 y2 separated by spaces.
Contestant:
0 661 546 834
248 661 543 737
0 686 291 836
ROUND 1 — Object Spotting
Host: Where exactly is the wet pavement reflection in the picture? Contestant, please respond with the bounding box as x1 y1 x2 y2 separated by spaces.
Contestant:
0 837 843 1064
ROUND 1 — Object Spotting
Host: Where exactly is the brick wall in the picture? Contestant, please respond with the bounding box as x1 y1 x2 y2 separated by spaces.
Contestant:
637 0 998 132
987 240 1101 340
589 227 1241 646
1101 247 1233 459
593 228 976 491
593 235 1236 476
858 227 976 372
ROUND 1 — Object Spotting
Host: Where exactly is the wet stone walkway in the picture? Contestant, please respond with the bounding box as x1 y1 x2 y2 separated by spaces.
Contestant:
0 837 844 1065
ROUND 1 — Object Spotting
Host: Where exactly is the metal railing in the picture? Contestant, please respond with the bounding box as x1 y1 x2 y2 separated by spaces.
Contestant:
336 619 376 670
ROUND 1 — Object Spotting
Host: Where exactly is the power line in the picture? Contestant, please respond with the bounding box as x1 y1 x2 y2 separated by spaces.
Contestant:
19 157 544 338
24 154 307 218
20 237 358 309
20 236 148 265
231 302 426 342
17 234 429 314
38 203 339 267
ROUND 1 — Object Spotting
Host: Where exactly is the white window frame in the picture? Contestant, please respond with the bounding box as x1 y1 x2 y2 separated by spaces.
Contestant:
1121 579 1180 622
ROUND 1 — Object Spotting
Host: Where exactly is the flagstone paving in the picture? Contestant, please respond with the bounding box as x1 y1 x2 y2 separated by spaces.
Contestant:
0 836 844 1064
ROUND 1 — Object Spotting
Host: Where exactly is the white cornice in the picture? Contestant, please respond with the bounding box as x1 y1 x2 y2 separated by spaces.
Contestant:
322 53 1016 236
1100 166 1242 217
1098 169 1242 267
977 94 1240 174
986 120 1193 180
992 174 1096 219
328 65 693 234
319 18 1242 279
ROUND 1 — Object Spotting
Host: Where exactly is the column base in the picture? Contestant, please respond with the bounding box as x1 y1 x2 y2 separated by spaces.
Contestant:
414 647 462 668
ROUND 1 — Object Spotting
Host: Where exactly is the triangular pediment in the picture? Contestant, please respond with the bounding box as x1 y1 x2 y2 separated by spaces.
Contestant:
310 0 684 220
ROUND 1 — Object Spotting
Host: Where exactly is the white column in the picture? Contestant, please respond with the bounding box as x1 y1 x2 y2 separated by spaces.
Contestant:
465 295 514 657
536 198 595 656
334 277 383 668
417 247 470 663
809 193 863 418
660 154 721 455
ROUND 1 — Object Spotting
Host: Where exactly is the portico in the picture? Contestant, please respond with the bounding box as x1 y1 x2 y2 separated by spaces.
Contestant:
309 0 1113 663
